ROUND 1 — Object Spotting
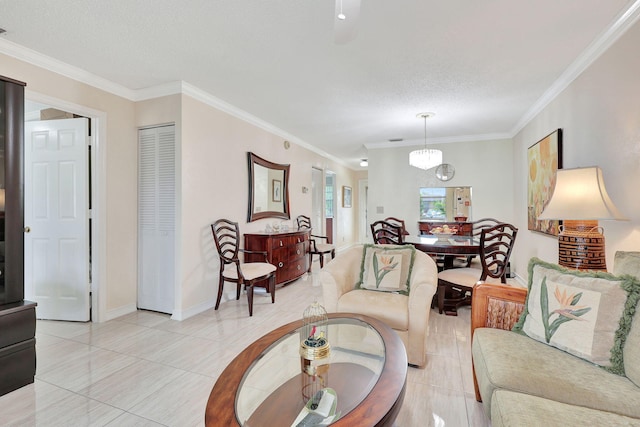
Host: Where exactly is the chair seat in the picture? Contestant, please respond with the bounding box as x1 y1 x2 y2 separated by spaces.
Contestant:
312 243 335 254
223 262 276 281
438 267 503 288
337 289 409 331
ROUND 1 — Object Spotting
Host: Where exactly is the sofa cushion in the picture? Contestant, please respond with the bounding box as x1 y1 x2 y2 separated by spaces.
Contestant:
611 250 640 386
625 310 640 388
512 258 640 373
359 244 416 295
491 390 640 427
337 289 408 331
613 251 640 278
472 327 640 419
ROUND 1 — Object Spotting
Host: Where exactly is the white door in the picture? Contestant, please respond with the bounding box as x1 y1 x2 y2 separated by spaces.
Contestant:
137 125 175 314
24 118 90 321
311 168 324 233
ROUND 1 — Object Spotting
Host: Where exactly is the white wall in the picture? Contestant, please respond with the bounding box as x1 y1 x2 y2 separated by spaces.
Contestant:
367 139 515 237
177 95 359 318
512 19 640 278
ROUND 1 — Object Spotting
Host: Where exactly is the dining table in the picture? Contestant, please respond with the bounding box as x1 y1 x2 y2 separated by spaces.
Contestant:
403 235 480 270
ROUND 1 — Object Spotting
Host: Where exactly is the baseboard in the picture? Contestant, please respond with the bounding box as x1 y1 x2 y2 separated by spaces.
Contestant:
171 299 216 321
104 303 137 321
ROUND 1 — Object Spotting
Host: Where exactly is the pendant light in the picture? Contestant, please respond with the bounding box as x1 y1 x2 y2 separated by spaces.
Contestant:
409 113 442 170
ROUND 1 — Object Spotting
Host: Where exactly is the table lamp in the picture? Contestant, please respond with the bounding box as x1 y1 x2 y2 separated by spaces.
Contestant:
537 166 627 271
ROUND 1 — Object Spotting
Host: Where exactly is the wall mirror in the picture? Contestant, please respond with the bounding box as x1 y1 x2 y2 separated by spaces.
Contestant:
247 152 290 222
419 186 472 222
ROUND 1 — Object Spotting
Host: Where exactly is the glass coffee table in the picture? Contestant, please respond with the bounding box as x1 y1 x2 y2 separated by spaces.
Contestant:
205 313 407 426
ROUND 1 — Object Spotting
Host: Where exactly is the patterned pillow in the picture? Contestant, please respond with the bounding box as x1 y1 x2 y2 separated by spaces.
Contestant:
358 244 416 295
513 258 640 375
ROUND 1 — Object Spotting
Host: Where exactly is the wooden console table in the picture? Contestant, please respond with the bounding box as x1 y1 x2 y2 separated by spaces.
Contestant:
244 229 310 285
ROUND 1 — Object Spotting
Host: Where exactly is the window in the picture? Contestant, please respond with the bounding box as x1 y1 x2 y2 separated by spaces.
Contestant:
325 180 334 218
419 187 446 220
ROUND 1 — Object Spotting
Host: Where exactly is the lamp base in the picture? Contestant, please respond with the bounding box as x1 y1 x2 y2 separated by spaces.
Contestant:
558 220 607 271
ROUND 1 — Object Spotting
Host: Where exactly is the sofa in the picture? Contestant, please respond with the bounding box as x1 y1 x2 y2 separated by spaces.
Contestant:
320 244 438 367
471 253 640 426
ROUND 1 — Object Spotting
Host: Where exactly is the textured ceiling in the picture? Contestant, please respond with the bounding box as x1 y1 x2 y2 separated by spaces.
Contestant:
0 0 637 168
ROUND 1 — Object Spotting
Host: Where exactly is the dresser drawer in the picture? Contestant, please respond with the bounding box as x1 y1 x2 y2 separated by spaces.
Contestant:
280 258 309 281
288 242 307 260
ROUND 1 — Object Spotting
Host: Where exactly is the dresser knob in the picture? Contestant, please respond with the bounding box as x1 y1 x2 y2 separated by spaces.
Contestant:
278 262 284 268
279 241 283 246
297 265 301 270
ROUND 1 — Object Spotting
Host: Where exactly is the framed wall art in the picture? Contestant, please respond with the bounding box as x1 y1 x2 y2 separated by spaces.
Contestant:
342 186 352 208
527 129 563 236
272 179 282 202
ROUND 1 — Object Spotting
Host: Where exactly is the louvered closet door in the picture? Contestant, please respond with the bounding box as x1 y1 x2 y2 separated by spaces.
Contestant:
138 125 175 314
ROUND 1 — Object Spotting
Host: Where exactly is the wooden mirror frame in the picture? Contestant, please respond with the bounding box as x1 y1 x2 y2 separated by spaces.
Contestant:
247 152 291 222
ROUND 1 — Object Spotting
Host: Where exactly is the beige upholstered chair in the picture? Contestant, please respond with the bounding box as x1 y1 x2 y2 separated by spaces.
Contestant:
320 245 438 367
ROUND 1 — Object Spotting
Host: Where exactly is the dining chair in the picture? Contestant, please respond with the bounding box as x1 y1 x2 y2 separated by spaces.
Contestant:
296 215 335 272
211 219 276 316
370 220 405 244
453 217 502 268
383 217 410 236
436 223 518 315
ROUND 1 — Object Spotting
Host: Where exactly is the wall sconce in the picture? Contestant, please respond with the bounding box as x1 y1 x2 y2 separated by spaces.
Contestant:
538 166 627 271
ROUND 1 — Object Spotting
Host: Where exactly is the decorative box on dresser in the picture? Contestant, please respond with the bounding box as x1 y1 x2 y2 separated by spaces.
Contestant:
244 230 310 285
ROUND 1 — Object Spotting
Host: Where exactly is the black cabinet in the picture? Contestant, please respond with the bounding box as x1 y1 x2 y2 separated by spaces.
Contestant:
0 74 35 397
0 75 25 305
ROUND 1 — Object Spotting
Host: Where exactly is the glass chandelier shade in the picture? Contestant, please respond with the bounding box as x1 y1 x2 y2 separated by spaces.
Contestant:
409 148 443 170
410 112 442 170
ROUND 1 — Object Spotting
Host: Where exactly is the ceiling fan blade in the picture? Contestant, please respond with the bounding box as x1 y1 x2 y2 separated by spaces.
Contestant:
334 0 361 45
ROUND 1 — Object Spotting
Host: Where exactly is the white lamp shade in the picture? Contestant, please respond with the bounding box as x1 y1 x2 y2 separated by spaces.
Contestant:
538 166 627 221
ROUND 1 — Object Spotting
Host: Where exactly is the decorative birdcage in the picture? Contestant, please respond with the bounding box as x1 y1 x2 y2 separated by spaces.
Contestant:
300 302 330 362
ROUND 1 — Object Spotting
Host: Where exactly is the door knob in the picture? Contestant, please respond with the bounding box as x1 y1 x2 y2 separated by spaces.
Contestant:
24 226 31 233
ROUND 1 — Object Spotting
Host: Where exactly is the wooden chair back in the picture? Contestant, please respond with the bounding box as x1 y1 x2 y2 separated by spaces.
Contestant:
384 217 409 235
296 215 312 230
211 219 240 265
370 220 405 244
478 223 518 282
472 218 501 237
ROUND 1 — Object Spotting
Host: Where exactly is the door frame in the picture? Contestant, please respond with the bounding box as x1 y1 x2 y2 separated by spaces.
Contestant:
359 179 368 242
26 90 105 322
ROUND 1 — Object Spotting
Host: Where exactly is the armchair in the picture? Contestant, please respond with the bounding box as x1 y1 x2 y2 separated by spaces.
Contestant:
320 245 438 367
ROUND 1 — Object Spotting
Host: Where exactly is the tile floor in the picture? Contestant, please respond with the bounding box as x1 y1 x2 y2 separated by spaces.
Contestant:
0 270 490 427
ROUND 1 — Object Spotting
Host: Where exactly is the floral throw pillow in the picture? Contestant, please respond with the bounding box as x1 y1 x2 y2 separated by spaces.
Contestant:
358 244 416 295
513 258 640 375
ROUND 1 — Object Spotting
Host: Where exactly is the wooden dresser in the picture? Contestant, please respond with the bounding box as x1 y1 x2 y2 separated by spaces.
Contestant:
244 230 310 285
418 221 473 236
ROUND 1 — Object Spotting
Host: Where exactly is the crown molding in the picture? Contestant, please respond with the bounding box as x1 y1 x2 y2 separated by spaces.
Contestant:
0 38 349 168
0 38 136 100
178 81 349 168
365 132 512 150
511 0 640 136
